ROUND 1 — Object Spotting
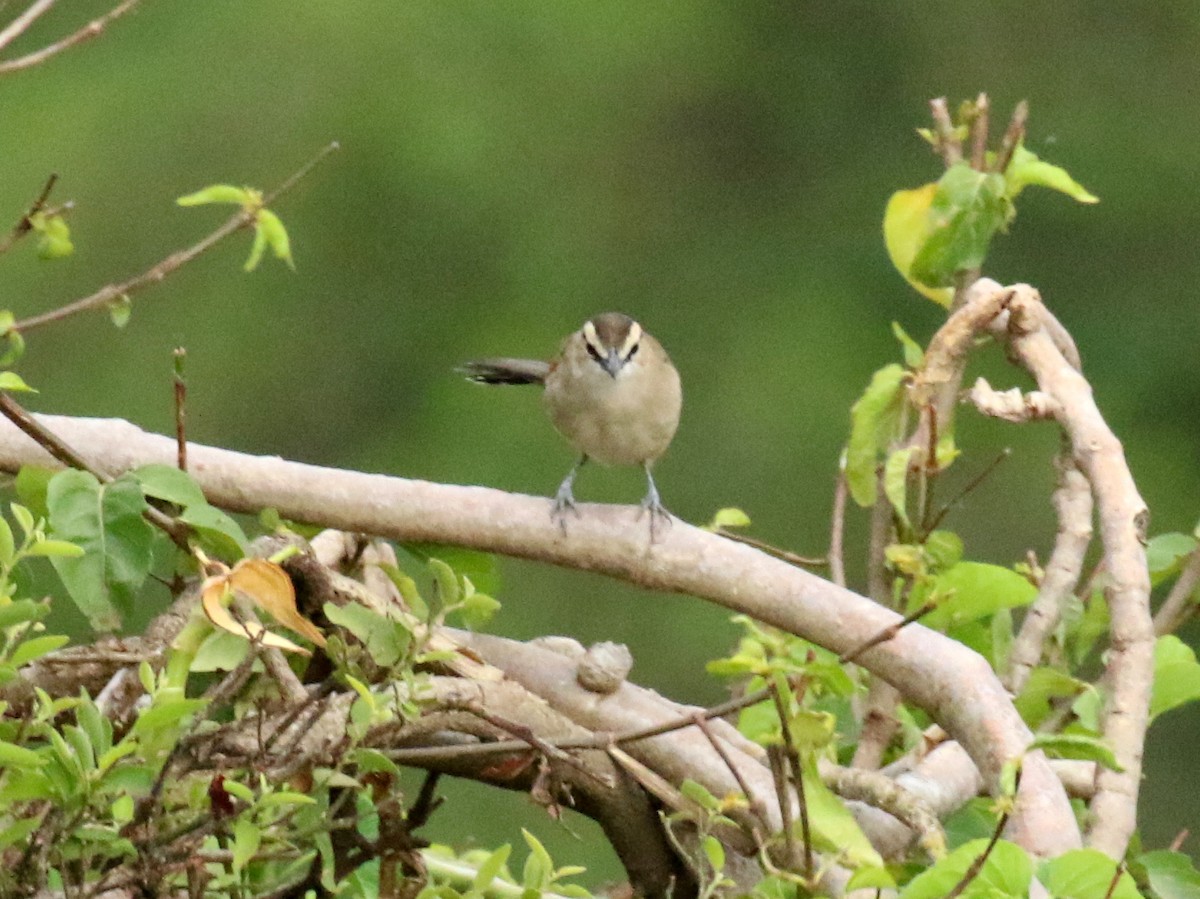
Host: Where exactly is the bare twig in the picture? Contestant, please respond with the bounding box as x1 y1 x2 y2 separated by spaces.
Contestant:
693 713 767 845
993 100 1029 175
0 0 55 52
839 599 938 665
173 347 187 471
12 141 339 333
716 527 824 567
929 97 963 167
769 680 813 879
945 804 1009 899
969 92 989 171
923 448 1012 535
1153 547 1200 636
828 469 848 588
0 172 58 256
0 0 143 75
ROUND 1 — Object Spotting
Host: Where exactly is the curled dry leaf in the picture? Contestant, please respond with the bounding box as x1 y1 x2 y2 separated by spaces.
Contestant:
201 558 325 654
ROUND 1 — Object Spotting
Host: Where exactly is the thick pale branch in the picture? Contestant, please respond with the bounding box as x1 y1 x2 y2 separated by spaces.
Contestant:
0 413 1080 857
973 279 1152 857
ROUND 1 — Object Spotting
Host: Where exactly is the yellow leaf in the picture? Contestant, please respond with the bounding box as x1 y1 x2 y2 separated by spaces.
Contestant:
229 559 325 647
883 184 954 307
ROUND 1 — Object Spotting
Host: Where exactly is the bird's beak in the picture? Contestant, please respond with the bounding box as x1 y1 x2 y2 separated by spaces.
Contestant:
601 349 622 378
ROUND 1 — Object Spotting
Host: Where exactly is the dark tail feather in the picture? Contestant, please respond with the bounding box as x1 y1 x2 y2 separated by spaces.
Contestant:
458 358 550 385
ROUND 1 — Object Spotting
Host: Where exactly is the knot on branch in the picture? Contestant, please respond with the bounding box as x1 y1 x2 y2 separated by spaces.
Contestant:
576 641 634 694
967 377 1060 422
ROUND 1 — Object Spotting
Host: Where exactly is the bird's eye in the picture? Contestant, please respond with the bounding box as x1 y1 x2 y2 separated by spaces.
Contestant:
585 341 603 363
627 342 639 360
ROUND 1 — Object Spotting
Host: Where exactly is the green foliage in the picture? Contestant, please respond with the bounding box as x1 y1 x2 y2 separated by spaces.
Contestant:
899 838 1031 899
28 210 74 260
909 163 1009 289
46 470 154 630
177 183 295 271
846 363 907 507
1150 635 1200 721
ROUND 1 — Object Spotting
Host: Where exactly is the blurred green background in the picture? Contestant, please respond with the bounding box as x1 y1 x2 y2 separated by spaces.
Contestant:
3 0 1197 881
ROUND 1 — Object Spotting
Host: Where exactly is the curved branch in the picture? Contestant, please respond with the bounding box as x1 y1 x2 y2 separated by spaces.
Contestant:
971 279 1152 857
0 412 1080 858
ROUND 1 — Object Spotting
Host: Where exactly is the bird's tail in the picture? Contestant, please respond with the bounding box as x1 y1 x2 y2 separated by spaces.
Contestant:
458 358 551 385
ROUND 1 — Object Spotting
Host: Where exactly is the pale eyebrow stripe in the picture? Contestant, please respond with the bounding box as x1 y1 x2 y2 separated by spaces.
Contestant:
621 321 642 357
582 320 599 348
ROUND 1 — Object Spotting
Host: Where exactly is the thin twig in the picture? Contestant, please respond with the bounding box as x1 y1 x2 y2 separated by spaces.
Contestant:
923 448 1012 534
0 172 57 256
1153 548 1200 636
173 347 187 471
691 712 767 844
993 100 1029 174
716 528 824 567
929 97 962 166
828 469 848 588
969 93 989 171
768 679 813 880
0 0 142 75
0 0 55 52
1101 861 1126 899
839 599 938 665
944 805 1009 899
12 141 339 333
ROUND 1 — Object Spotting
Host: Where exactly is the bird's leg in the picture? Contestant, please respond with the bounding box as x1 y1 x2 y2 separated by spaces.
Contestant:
638 464 672 541
551 455 586 533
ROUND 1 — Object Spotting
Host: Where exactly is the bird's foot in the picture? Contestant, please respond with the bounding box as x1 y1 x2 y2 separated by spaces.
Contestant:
551 482 581 535
637 492 673 543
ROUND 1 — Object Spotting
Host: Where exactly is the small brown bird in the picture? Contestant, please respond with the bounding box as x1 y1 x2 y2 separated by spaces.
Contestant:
460 312 682 537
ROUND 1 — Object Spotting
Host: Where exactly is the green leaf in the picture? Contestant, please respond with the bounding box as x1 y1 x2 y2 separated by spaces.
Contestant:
883 183 954 306
232 817 261 874
1027 733 1121 770
679 779 722 812
1015 667 1087 728
47 471 155 631
459 589 501 629
0 599 46 630
108 294 132 329
846 865 897 892
0 372 36 393
900 838 1031 899
924 530 964 570
255 208 295 270
25 539 85 558
1003 142 1099 204
884 446 916 528
800 753 884 868
0 816 42 850
191 629 251 672
846 363 906 507
177 184 255 207
131 464 208 507
1146 533 1197 584
472 844 512 893
1139 850 1200 899
0 740 44 768
31 212 74 260
1151 635 1200 720
403 543 501 597
521 829 554 891
910 163 1009 289
244 223 268 272
707 507 752 530
920 562 1037 630
323 601 410 668
701 835 725 874
10 634 69 667
892 321 925 368
178 502 248 558
428 558 461 608
15 468 54 521
1039 848 1141 899
0 329 25 367
0 516 14 568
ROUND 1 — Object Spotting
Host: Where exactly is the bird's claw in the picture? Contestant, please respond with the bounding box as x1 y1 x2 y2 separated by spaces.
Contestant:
638 494 673 543
551 485 581 535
